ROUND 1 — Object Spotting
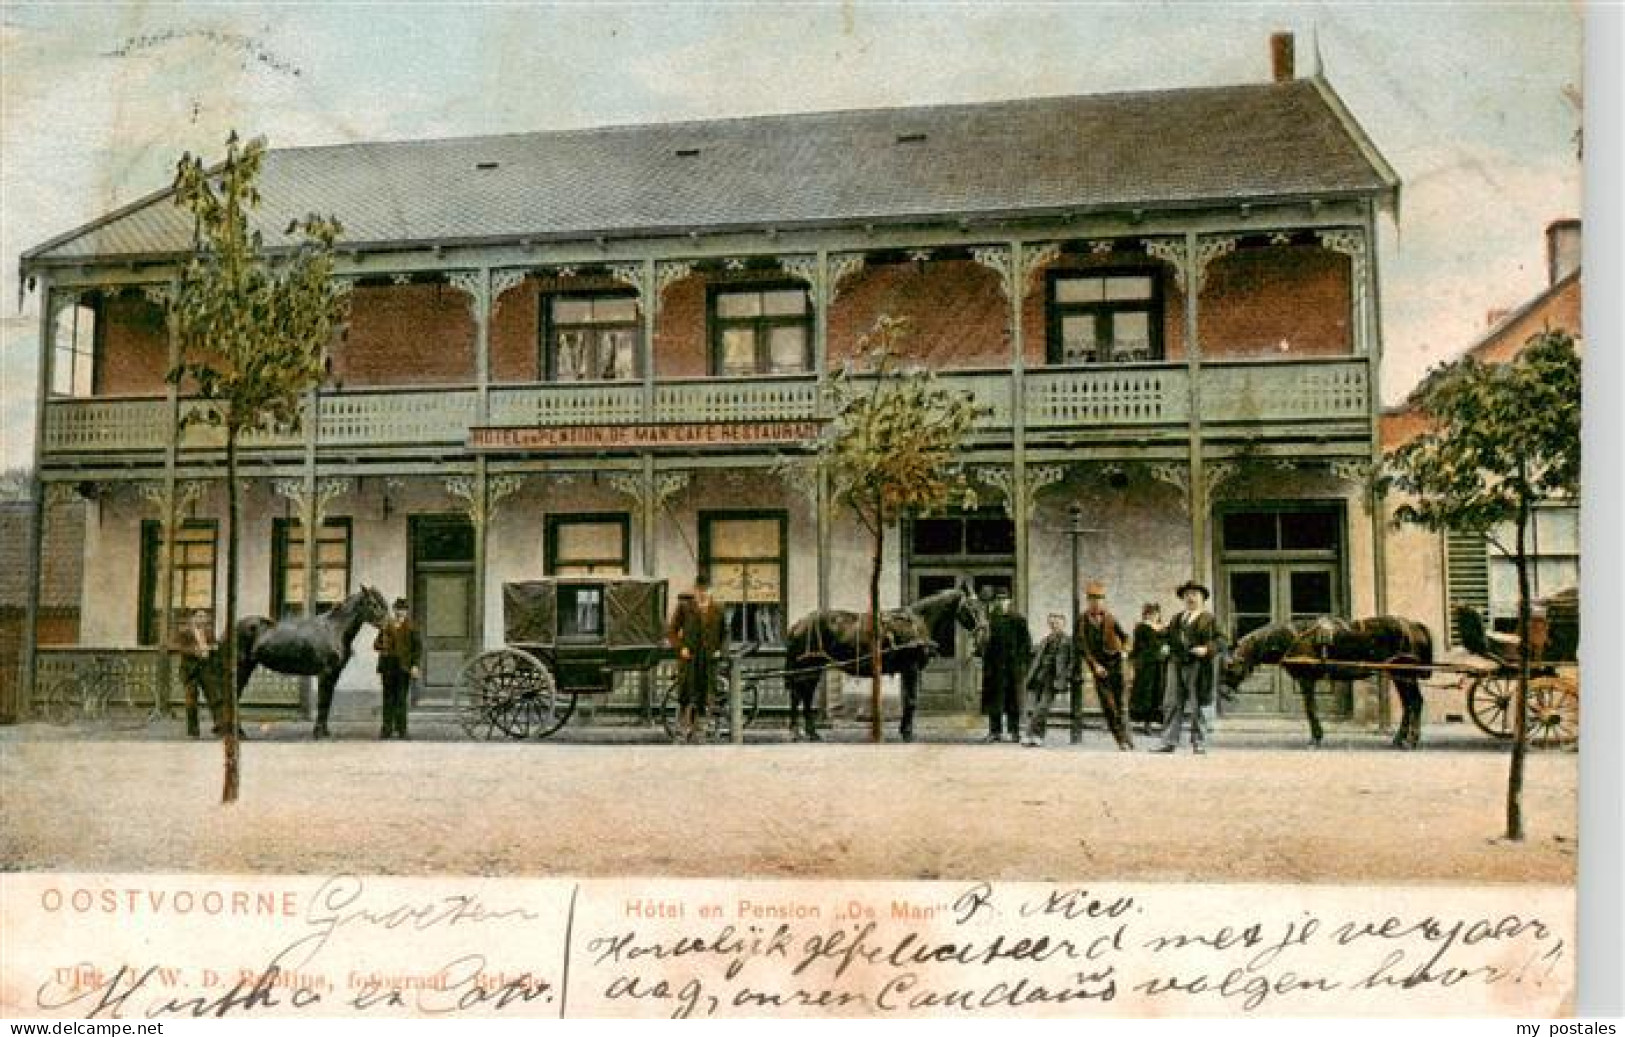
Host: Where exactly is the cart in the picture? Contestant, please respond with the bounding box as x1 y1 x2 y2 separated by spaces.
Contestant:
1452 595 1579 748
458 576 671 740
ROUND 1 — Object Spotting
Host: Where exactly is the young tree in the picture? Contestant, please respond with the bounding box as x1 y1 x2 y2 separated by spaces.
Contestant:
786 316 984 742
168 132 346 803
1381 329 1581 840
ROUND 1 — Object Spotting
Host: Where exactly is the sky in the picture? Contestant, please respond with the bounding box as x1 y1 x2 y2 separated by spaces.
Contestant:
0 1 1587 470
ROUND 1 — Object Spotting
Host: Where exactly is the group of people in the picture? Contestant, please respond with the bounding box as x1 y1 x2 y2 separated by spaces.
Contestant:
980 578 1221 754
173 596 422 741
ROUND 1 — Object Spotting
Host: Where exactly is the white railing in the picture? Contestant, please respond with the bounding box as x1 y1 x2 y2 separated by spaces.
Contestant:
319 388 479 446
1026 366 1188 427
40 397 169 453
1200 359 1369 423
652 376 819 423
489 383 643 426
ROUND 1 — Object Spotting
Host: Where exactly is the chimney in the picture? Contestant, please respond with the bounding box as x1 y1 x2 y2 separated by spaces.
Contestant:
1546 218 1581 285
1271 32 1295 82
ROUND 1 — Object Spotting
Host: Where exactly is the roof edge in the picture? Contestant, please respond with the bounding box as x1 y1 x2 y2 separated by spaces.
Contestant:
19 179 188 274
1308 73 1401 206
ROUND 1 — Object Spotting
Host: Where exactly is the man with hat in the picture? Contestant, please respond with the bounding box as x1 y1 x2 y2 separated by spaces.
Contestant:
374 596 422 740
666 573 727 743
979 588 1030 743
1076 580 1133 750
1153 579 1219 753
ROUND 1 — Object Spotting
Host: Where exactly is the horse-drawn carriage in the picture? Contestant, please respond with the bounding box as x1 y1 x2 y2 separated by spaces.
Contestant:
1451 591 1579 748
458 576 674 739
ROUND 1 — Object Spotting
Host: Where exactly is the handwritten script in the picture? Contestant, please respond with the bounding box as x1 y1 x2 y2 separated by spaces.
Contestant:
1 875 1572 1017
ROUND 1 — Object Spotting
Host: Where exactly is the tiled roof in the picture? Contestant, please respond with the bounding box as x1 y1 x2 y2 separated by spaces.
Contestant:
24 78 1396 265
0 502 84 610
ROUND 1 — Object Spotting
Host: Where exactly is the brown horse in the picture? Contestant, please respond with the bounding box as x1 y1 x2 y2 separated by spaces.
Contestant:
1221 615 1434 748
782 585 987 742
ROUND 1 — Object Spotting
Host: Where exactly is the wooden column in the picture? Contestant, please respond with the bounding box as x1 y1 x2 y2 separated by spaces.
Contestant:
155 282 183 714
18 280 57 719
1183 230 1209 585
1009 240 1031 614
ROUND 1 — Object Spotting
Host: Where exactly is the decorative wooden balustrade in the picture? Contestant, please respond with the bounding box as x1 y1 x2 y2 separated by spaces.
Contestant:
41 360 1370 458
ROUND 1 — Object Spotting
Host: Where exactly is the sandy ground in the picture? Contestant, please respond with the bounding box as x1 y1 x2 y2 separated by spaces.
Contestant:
0 717 1577 885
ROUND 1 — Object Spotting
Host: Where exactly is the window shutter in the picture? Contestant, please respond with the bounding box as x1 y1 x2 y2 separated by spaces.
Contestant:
1443 530 1489 647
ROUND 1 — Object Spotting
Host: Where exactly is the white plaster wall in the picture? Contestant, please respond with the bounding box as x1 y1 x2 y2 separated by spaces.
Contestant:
1028 473 1190 621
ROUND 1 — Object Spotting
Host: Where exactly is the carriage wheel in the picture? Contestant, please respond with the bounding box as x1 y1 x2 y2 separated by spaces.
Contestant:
1526 676 1579 749
460 649 571 741
661 674 757 741
1466 673 1516 739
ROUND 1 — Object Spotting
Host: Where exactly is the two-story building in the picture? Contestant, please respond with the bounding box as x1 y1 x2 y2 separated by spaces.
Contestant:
16 36 1400 728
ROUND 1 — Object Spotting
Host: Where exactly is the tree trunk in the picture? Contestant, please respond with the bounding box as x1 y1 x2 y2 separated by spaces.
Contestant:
869 522 885 744
1505 504 1532 841
222 429 241 804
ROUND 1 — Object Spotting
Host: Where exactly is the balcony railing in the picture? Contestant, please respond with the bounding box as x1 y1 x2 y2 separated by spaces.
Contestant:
40 359 1369 457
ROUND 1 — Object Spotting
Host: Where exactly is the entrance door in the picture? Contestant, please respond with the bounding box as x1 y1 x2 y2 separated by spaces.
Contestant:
1223 563 1340 713
912 569 1011 709
409 516 476 707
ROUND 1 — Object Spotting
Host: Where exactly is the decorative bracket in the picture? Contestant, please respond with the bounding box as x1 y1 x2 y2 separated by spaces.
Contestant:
444 473 524 530
606 264 647 311
447 270 488 321
1317 228 1371 354
828 253 866 301
43 483 83 509
607 470 689 514
970 242 1059 302
1143 235 1237 296
1204 461 1240 503
970 463 1063 518
273 477 354 527
653 261 695 317
136 480 209 528
778 256 821 299
140 284 173 307
1148 462 1191 511
490 268 532 316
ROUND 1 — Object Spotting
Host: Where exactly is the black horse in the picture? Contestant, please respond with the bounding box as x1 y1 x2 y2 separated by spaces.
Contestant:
234 585 391 738
1220 615 1434 748
782 585 988 742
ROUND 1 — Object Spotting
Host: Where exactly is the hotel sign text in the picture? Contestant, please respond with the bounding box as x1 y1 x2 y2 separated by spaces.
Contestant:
471 420 825 452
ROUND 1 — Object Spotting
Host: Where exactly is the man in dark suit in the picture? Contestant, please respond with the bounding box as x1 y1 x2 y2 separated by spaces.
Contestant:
666 574 727 743
374 597 422 740
1153 580 1219 754
980 590 1030 743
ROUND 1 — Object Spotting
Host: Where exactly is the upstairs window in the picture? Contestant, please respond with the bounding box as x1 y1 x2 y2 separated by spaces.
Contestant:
547 294 639 381
51 299 99 397
1047 271 1162 364
711 287 811 376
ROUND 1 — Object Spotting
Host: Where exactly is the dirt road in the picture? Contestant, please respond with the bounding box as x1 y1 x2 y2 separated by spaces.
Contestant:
0 721 1577 884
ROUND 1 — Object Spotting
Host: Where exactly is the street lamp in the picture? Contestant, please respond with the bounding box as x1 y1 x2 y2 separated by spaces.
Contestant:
1066 503 1102 744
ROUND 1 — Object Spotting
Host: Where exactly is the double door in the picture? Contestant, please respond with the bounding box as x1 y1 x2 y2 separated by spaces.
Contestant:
912 568 1012 710
1222 563 1342 714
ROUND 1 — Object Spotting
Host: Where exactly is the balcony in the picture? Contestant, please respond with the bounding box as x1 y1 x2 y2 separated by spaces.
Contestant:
39 358 1369 461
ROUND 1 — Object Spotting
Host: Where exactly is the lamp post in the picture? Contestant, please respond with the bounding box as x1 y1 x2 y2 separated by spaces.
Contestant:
1066 504 1102 744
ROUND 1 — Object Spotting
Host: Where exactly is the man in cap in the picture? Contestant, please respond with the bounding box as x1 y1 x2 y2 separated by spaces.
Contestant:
1076 581 1133 750
172 608 224 737
667 573 727 743
1022 612 1073 747
374 596 422 740
979 587 1030 743
1153 580 1219 754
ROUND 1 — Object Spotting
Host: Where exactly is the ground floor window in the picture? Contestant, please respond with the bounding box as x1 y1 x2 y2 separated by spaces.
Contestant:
546 513 630 576
270 518 352 618
700 511 786 645
1487 505 1578 623
138 520 217 645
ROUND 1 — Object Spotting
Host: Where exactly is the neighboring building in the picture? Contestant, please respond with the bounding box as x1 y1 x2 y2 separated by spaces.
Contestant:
0 498 83 721
1382 219 1582 669
16 36 1401 725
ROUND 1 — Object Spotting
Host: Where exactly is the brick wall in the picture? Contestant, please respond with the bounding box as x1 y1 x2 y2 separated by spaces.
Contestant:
829 258 1009 369
1198 245 1351 358
88 243 1360 391
334 282 476 386
96 295 168 395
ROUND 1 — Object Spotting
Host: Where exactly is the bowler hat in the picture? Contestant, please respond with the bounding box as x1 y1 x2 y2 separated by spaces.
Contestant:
1084 580 1107 598
1174 580 1210 600
392 597 409 610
